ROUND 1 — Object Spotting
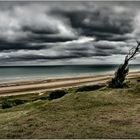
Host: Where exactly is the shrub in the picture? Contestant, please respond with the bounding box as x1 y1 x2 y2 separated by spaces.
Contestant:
48 90 67 100
1 99 26 109
76 84 104 92
2 100 15 109
14 99 25 105
38 96 49 100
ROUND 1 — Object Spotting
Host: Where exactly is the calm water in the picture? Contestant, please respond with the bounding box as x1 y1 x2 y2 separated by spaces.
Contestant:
0 64 140 82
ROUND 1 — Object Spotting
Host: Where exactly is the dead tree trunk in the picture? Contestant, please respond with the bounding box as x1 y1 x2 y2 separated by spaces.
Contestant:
109 41 140 88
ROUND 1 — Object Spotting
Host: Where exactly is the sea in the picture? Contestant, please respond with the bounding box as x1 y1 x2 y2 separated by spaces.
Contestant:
0 64 140 82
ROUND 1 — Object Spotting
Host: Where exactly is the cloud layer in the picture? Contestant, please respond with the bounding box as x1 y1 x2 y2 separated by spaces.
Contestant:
0 1 140 65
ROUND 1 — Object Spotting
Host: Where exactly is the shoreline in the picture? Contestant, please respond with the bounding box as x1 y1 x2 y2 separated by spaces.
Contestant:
0 71 113 84
0 70 140 97
0 68 140 84
0 69 139 86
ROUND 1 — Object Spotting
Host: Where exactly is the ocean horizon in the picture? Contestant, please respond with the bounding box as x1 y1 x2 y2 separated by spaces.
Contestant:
0 64 140 82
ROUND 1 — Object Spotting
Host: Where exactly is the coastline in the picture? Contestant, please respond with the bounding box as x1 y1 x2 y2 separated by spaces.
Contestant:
0 64 140 83
0 70 113 84
0 70 140 97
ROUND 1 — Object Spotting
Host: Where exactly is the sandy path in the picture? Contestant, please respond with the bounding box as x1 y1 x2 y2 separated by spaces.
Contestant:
0 71 140 97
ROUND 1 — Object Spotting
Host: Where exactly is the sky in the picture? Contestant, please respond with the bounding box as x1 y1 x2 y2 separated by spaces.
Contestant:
0 1 140 66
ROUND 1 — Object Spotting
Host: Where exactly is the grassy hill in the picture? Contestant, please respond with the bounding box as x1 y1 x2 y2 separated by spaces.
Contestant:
0 78 140 138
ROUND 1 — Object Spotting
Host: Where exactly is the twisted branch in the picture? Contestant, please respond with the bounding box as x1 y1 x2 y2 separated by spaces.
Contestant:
125 41 140 63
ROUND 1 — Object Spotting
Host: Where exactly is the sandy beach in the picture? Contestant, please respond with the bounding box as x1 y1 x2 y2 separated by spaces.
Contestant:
0 71 140 97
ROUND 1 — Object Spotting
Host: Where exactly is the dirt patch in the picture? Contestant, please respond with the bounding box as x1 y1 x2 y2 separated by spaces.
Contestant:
109 119 132 125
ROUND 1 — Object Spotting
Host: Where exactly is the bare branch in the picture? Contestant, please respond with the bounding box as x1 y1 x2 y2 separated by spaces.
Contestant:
125 41 140 62
109 40 140 88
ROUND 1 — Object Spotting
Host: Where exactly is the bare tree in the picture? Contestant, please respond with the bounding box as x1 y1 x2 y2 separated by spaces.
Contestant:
108 41 140 88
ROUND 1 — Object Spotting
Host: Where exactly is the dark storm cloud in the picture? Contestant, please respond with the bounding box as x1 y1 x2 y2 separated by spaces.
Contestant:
0 52 92 62
50 4 134 41
1 54 77 61
0 2 77 49
0 1 140 65
22 25 59 35
0 40 46 51
0 50 111 64
30 35 77 43
93 40 128 56
21 25 78 43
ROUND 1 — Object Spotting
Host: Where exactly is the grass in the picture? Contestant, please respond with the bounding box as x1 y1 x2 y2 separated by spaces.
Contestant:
75 84 104 92
0 78 140 138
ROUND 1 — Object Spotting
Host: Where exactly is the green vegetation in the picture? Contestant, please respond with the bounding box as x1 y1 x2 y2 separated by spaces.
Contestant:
0 78 140 138
76 84 104 92
1 99 26 109
48 90 67 100
0 90 67 109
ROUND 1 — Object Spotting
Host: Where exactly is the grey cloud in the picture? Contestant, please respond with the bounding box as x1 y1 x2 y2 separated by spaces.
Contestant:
0 1 140 65
0 40 47 51
50 3 135 41
0 3 77 43
93 40 129 56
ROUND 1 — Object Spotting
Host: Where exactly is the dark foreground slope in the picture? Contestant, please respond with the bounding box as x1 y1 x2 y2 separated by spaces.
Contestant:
0 78 140 138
